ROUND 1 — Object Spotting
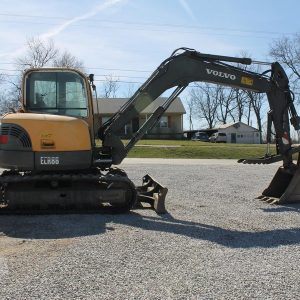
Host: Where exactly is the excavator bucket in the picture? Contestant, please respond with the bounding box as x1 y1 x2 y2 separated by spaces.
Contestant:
258 166 300 204
135 174 168 214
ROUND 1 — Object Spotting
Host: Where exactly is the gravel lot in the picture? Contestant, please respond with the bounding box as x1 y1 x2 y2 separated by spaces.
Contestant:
1 159 300 300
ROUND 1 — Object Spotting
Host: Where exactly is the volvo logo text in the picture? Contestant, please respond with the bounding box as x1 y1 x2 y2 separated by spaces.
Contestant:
206 68 236 80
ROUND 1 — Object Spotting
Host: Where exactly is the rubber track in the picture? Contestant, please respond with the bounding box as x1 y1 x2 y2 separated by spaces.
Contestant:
0 171 136 215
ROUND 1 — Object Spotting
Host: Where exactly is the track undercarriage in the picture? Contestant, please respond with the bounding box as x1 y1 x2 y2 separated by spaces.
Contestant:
0 168 167 214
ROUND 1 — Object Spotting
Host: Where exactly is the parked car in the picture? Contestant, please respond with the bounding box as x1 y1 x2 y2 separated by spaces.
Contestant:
209 132 227 143
191 131 209 142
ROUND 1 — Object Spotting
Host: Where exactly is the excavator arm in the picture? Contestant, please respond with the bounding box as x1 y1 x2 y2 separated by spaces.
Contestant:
99 48 300 169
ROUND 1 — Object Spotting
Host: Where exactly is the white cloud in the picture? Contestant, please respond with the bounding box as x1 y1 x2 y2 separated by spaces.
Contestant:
40 0 126 40
178 0 197 22
0 0 127 60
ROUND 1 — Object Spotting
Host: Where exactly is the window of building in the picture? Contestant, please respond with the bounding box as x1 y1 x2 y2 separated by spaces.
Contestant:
157 116 168 128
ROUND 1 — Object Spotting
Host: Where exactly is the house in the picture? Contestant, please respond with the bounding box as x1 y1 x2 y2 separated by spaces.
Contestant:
93 97 186 139
217 122 261 144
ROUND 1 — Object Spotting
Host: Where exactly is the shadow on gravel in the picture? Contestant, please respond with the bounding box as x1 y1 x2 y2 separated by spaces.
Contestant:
1 212 300 248
0 214 107 239
261 204 300 213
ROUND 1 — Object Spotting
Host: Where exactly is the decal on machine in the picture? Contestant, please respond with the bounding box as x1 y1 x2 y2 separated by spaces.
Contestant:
241 76 254 86
206 68 236 80
40 157 60 165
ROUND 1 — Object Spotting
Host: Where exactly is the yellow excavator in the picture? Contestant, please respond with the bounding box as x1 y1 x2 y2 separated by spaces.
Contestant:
1 47 300 213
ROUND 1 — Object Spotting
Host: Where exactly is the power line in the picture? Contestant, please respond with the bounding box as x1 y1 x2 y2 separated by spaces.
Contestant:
0 20 281 39
3 73 300 92
0 12 296 37
87 67 151 73
2 68 300 91
0 65 152 73
0 69 150 79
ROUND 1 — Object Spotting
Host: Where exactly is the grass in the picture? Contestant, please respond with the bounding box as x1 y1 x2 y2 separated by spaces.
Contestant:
122 139 276 159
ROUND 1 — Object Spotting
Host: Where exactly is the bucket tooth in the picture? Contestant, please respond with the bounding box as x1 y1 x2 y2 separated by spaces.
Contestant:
262 166 300 204
265 197 276 204
270 199 280 205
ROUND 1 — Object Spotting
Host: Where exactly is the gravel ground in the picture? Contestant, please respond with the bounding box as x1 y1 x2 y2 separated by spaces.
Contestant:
1 159 300 300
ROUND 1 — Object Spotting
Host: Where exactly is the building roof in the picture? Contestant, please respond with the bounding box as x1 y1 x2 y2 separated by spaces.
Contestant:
93 97 186 115
217 121 259 131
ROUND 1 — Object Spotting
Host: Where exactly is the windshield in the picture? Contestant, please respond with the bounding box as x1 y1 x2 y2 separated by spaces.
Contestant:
25 71 88 118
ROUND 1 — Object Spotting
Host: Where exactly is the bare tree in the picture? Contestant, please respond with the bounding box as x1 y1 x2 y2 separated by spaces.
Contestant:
101 74 120 98
247 91 265 143
190 83 218 129
229 88 250 123
0 72 22 112
215 86 236 124
0 90 19 114
16 37 58 68
0 37 85 113
122 83 137 98
270 34 300 84
16 37 85 71
227 51 254 123
53 50 84 70
185 96 196 130
0 91 9 114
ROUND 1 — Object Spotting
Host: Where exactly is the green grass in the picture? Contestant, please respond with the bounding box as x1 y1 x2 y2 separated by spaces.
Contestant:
96 139 277 159
122 139 275 159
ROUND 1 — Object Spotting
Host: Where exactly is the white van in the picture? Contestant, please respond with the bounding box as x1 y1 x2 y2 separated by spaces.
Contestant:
209 132 227 143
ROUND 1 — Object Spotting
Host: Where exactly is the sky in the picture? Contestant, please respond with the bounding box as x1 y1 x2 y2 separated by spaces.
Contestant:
1 0 300 128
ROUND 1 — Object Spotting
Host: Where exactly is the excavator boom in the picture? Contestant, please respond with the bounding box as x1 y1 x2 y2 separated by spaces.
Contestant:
99 48 299 170
98 47 300 205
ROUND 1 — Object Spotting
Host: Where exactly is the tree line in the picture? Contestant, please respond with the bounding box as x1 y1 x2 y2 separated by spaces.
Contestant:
0 37 120 114
186 34 300 142
1 34 300 140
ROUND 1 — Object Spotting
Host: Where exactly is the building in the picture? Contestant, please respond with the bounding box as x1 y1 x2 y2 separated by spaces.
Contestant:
94 97 186 139
217 122 261 144
184 121 261 144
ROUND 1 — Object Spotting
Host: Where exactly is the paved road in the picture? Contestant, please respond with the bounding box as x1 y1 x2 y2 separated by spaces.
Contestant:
0 159 300 300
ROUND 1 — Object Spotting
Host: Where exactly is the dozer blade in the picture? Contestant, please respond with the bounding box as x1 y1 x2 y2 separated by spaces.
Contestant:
258 166 300 204
135 174 168 214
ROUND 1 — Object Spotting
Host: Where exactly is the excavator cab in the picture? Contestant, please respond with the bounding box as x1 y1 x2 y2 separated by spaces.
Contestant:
25 70 89 117
23 69 96 138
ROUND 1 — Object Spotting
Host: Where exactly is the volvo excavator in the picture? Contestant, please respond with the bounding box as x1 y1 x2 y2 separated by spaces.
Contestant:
1 47 300 214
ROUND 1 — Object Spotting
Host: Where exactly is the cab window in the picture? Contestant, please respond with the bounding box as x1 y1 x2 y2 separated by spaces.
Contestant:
25 71 88 118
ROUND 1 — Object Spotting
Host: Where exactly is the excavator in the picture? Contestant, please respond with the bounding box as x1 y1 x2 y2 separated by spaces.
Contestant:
1 47 300 214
